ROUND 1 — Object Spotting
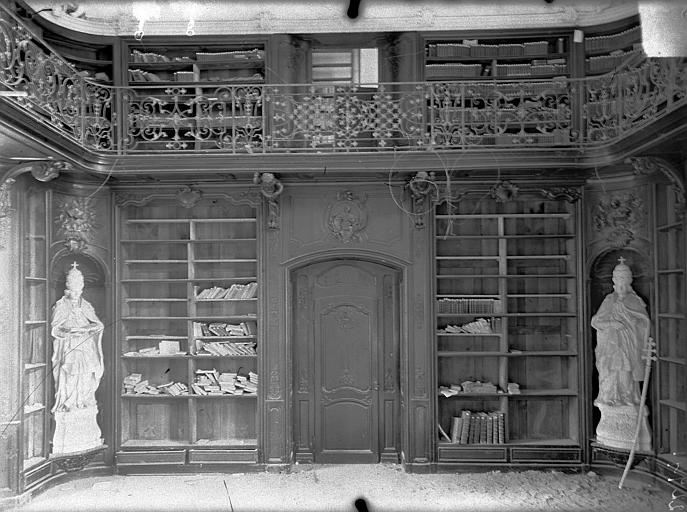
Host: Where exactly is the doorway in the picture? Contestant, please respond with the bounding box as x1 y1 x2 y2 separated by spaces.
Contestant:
292 259 400 463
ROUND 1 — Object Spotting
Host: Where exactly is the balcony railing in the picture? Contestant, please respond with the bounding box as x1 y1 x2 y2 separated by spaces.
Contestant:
1 9 685 156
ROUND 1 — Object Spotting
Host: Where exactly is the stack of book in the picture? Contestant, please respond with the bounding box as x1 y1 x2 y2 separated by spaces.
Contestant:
441 410 506 444
192 369 258 395
437 298 502 315
441 318 498 334
196 340 257 357
123 373 190 395
461 380 499 394
193 321 257 338
157 381 189 396
196 282 258 300
123 340 185 357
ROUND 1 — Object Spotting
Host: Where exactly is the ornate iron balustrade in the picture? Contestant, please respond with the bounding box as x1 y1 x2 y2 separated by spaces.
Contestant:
0 7 685 156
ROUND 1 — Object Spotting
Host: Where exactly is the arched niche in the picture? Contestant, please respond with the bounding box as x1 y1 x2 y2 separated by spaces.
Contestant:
588 247 653 435
49 251 111 462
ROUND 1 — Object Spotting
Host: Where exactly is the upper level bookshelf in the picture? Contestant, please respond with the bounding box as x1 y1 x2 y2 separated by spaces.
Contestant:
424 34 570 81
125 43 265 86
116 196 259 466
434 187 581 465
583 22 643 76
43 33 113 84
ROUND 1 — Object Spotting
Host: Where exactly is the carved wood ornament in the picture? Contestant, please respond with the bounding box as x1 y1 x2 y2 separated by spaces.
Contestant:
626 156 686 218
593 193 645 248
408 171 438 229
326 190 368 243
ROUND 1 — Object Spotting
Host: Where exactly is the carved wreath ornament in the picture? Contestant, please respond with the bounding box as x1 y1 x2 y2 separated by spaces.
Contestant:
593 193 644 248
57 197 97 252
326 190 368 243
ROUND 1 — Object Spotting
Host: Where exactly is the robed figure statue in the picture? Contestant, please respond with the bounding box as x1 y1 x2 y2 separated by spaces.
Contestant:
591 257 652 451
50 262 104 455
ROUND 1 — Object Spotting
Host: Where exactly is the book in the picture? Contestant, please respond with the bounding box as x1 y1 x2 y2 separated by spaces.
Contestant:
468 414 478 444
479 412 488 444
449 417 462 443
459 410 471 444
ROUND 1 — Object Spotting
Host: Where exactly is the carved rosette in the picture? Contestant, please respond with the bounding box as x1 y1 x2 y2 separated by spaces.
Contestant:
490 181 519 203
175 186 202 208
56 197 97 252
593 193 645 248
326 190 368 243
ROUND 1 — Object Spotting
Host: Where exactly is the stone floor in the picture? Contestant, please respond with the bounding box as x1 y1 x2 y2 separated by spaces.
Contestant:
11 464 678 512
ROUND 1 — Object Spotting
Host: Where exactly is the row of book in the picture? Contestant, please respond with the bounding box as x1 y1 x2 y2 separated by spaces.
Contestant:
438 298 502 315
196 340 257 357
440 318 498 334
440 410 507 444
192 369 258 395
193 321 257 338
584 26 641 52
428 40 556 58
123 373 189 395
439 381 521 397
196 282 257 300
130 49 264 64
585 48 643 74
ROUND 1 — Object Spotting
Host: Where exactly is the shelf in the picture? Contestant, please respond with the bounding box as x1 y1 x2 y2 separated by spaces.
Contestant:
193 259 257 263
124 260 187 264
121 394 190 399
124 298 188 302
120 439 189 448
194 335 256 340
195 298 257 302
192 439 257 447
24 276 47 282
437 313 575 317
191 394 257 399
438 438 578 447
130 58 263 70
437 274 576 279
657 269 685 275
24 362 46 371
658 356 686 365
436 234 575 240
24 403 45 415
122 279 256 286
437 333 501 337
437 389 577 398
658 221 683 232
426 53 567 63
659 399 686 412
122 354 189 359
438 350 577 357
125 335 188 340
658 313 686 319
193 354 257 359
121 238 257 243
24 320 46 326
436 213 571 219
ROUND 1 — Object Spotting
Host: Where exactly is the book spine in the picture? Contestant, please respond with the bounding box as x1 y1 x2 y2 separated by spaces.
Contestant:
459 410 471 444
450 417 463 443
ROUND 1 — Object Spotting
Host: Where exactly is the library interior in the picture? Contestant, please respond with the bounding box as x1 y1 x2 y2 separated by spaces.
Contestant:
0 0 685 509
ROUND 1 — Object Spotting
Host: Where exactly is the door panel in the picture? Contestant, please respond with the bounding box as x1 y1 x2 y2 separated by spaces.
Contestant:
292 260 399 463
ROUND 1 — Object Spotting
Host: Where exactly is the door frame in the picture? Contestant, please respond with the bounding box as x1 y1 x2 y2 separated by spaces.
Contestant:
285 252 408 465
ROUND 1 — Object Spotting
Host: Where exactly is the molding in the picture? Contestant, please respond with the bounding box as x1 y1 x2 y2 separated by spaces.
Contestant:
626 156 686 218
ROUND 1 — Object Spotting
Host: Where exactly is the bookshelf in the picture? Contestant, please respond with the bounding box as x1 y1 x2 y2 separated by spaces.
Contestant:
424 35 570 81
21 187 50 473
116 196 259 466
434 188 581 464
583 23 643 76
124 42 265 152
653 181 686 468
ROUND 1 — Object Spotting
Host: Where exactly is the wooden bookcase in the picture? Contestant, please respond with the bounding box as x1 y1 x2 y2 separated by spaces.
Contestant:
124 41 265 152
653 181 686 468
20 186 50 474
434 189 581 465
116 196 259 467
424 34 570 81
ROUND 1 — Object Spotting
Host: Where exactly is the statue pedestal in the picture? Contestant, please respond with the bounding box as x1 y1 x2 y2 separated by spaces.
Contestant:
594 402 652 452
52 406 103 456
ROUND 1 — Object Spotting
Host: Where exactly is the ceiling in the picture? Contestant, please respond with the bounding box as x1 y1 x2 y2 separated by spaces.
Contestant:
22 0 641 37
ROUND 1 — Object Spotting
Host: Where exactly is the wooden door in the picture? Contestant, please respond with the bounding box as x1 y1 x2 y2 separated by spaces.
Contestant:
293 260 400 463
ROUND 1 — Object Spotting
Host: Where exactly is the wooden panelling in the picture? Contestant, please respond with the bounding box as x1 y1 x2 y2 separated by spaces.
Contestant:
438 446 508 461
115 450 186 465
188 449 256 464
511 447 581 462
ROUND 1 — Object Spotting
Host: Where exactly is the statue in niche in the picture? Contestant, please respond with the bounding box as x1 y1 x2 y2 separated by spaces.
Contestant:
50 262 104 456
591 257 652 451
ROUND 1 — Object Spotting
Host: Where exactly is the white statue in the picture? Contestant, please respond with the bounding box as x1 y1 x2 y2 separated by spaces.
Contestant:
591 257 652 450
50 262 104 455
